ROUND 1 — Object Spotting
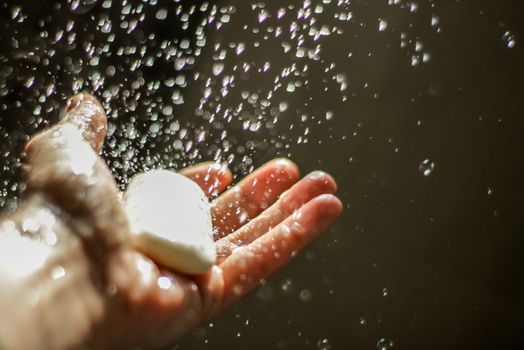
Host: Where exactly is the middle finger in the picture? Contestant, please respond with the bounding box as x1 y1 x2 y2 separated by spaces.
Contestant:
211 159 299 239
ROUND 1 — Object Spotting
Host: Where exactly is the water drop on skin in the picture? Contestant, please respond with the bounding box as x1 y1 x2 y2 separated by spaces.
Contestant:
51 265 66 280
157 276 172 290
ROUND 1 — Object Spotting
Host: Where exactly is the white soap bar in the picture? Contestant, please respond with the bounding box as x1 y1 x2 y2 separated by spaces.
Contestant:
123 170 216 274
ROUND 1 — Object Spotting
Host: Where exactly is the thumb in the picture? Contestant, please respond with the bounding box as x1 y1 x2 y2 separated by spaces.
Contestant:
25 93 107 155
24 92 129 251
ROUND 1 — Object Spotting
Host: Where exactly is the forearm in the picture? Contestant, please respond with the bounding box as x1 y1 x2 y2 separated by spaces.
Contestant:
0 195 105 350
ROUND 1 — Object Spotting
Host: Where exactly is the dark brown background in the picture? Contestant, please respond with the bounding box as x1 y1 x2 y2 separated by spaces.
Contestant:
0 0 523 349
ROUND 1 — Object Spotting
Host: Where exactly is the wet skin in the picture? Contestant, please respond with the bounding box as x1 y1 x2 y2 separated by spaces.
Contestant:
0 93 342 350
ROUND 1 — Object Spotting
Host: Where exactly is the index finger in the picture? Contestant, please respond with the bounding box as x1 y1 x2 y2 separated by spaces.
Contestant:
218 194 343 311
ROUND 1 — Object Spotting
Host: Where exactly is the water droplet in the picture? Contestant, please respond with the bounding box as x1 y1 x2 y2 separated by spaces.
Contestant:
258 10 269 23
212 63 225 76
157 276 172 290
503 31 516 49
431 15 439 27
299 288 313 302
174 57 186 70
22 218 40 233
220 14 231 24
11 6 22 20
317 338 332 350
377 338 394 350
280 278 294 294
155 8 168 20
418 159 435 176
71 0 99 14
235 42 245 55
378 19 388 32
24 76 35 88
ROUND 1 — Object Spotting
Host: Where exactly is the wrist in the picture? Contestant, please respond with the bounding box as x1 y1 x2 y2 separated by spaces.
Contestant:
0 196 105 350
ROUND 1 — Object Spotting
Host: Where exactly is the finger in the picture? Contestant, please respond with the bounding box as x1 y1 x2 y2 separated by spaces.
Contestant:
211 159 300 239
216 171 337 263
23 93 128 252
179 162 233 198
218 194 342 310
25 93 107 154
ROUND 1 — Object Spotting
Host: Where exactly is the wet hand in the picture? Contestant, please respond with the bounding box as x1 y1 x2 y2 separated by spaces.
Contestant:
1 93 342 350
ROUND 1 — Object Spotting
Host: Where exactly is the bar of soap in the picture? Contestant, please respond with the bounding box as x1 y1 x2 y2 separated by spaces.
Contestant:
123 170 216 274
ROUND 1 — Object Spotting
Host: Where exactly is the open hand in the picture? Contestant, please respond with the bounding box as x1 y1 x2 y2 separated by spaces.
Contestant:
0 93 342 350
